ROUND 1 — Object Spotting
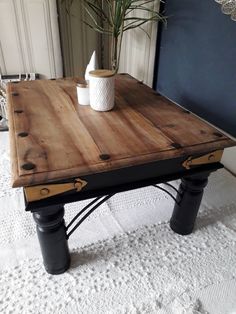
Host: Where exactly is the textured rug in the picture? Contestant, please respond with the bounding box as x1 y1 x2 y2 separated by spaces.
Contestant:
0 133 236 314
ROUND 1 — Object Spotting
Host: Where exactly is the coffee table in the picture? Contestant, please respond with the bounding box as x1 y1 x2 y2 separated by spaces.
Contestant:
7 74 236 274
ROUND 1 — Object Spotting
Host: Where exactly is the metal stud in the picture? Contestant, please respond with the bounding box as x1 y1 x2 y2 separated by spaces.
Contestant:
18 132 28 137
99 154 110 161
74 181 83 190
208 154 215 161
40 188 50 196
165 124 175 128
213 132 223 138
21 163 36 170
171 143 182 149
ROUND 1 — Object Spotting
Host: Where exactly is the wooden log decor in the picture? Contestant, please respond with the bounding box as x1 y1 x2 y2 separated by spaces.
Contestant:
7 74 236 188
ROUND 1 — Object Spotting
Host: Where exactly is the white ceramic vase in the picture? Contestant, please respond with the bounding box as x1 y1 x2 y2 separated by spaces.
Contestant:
89 70 115 112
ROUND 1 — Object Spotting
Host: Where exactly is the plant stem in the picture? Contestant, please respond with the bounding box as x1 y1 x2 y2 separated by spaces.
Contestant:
100 0 105 68
111 35 118 72
116 7 126 73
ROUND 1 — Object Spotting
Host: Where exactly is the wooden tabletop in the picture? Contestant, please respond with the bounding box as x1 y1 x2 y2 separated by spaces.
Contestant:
7 74 235 188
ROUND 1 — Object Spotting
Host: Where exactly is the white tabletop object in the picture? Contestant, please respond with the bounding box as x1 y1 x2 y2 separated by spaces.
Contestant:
89 70 115 111
76 83 90 106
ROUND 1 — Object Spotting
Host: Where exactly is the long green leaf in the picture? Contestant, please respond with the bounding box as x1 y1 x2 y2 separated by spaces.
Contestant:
60 0 166 71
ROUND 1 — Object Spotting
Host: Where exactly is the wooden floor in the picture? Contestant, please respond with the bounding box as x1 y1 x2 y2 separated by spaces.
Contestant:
7 74 235 187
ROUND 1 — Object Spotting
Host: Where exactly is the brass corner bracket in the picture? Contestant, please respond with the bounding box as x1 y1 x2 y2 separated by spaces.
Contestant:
182 150 223 170
24 178 87 202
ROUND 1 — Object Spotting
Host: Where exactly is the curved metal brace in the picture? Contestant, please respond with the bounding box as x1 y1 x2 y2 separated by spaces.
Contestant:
153 184 180 205
162 182 181 196
66 194 115 239
66 196 103 231
66 181 181 239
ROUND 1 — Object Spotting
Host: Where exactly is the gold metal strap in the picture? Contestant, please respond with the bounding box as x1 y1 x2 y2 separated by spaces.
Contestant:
24 178 87 202
182 150 223 170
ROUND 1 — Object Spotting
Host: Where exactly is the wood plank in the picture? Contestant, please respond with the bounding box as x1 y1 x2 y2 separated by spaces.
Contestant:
116 76 229 147
7 75 236 188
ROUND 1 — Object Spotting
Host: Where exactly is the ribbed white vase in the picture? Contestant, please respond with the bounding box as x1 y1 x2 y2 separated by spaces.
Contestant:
89 70 115 112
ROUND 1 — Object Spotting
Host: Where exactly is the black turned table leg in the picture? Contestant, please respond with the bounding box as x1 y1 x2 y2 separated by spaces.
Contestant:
170 172 210 235
33 204 70 274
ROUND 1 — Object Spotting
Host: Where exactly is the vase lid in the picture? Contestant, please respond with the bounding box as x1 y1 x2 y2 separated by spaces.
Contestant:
89 69 115 78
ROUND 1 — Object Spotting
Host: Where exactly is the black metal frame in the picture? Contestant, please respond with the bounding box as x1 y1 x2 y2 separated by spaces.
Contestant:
66 194 115 239
25 156 223 211
66 183 181 239
65 182 181 239
153 184 180 205
26 156 223 274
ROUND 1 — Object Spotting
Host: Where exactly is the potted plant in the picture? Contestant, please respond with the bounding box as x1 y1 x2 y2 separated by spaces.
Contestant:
63 0 166 72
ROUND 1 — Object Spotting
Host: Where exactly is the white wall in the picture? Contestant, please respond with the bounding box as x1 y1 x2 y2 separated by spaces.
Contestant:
119 1 160 87
222 147 236 175
0 0 62 79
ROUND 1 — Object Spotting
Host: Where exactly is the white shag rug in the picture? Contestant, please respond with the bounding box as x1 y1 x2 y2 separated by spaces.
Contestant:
0 133 236 314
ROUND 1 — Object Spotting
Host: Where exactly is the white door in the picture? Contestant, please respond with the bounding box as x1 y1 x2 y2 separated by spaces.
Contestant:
0 0 63 79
